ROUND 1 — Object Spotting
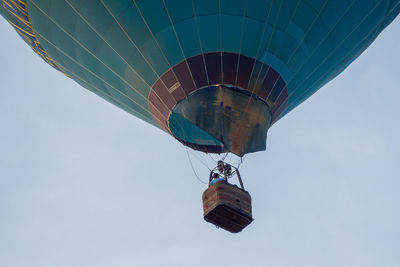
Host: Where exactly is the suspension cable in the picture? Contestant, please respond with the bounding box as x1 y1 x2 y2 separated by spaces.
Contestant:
237 155 246 169
189 150 211 171
185 148 208 185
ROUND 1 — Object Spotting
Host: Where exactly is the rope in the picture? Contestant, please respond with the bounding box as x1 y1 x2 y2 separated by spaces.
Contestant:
185 148 208 185
237 155 245 169
189 150 211 171
222 152 229 161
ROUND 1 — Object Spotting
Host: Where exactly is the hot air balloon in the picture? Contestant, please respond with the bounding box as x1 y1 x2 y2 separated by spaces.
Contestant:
1 0 399 233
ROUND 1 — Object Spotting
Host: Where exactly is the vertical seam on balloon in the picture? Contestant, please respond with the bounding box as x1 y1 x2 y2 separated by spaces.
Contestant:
217 0 226 151
133 0 210 148
252 0 286 99
29 0 171 129
162 3 217 150
231 0 286 151
274 0 396 119
279 2 396 117
271 0 360 103
98 0 182 129
61 65 160 128
266 0 330 108
192 1 230 156
34 30 160 124
191 0 210 85
132 0 190 136
262 0 302 102
162 0 217 152
98 0 166 79
266 0 333 110
258 0 305 119
29 6 169 130
132 0 186 98
247 0 275 94
229 0 249 156
35 33 166 128
234 0 248 86
99 1 185 120
280 1 400 117
98 0 179 106
162 1 222 152
63 1 152 92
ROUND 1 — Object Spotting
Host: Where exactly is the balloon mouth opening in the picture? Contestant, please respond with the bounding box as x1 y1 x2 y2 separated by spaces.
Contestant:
168 85 271 156
148 52 289 146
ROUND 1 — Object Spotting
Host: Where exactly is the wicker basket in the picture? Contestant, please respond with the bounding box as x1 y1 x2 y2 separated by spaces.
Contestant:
202 180 253 233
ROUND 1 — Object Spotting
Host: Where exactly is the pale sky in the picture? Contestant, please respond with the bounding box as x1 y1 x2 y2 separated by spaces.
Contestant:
0 15 399 267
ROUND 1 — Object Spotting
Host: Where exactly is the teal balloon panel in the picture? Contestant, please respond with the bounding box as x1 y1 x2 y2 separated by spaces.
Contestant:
1 0 399 155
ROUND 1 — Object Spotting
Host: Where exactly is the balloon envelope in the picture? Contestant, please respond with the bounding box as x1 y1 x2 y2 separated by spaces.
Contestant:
1 0 399 155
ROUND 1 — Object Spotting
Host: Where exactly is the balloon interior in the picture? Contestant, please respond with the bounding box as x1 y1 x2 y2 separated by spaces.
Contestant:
1 0 399 233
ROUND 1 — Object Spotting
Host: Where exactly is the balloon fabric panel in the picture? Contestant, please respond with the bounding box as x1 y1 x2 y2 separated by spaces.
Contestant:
1 0 399 155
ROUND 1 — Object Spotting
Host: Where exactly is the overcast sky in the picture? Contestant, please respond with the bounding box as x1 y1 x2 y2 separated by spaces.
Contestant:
1 15 399 267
